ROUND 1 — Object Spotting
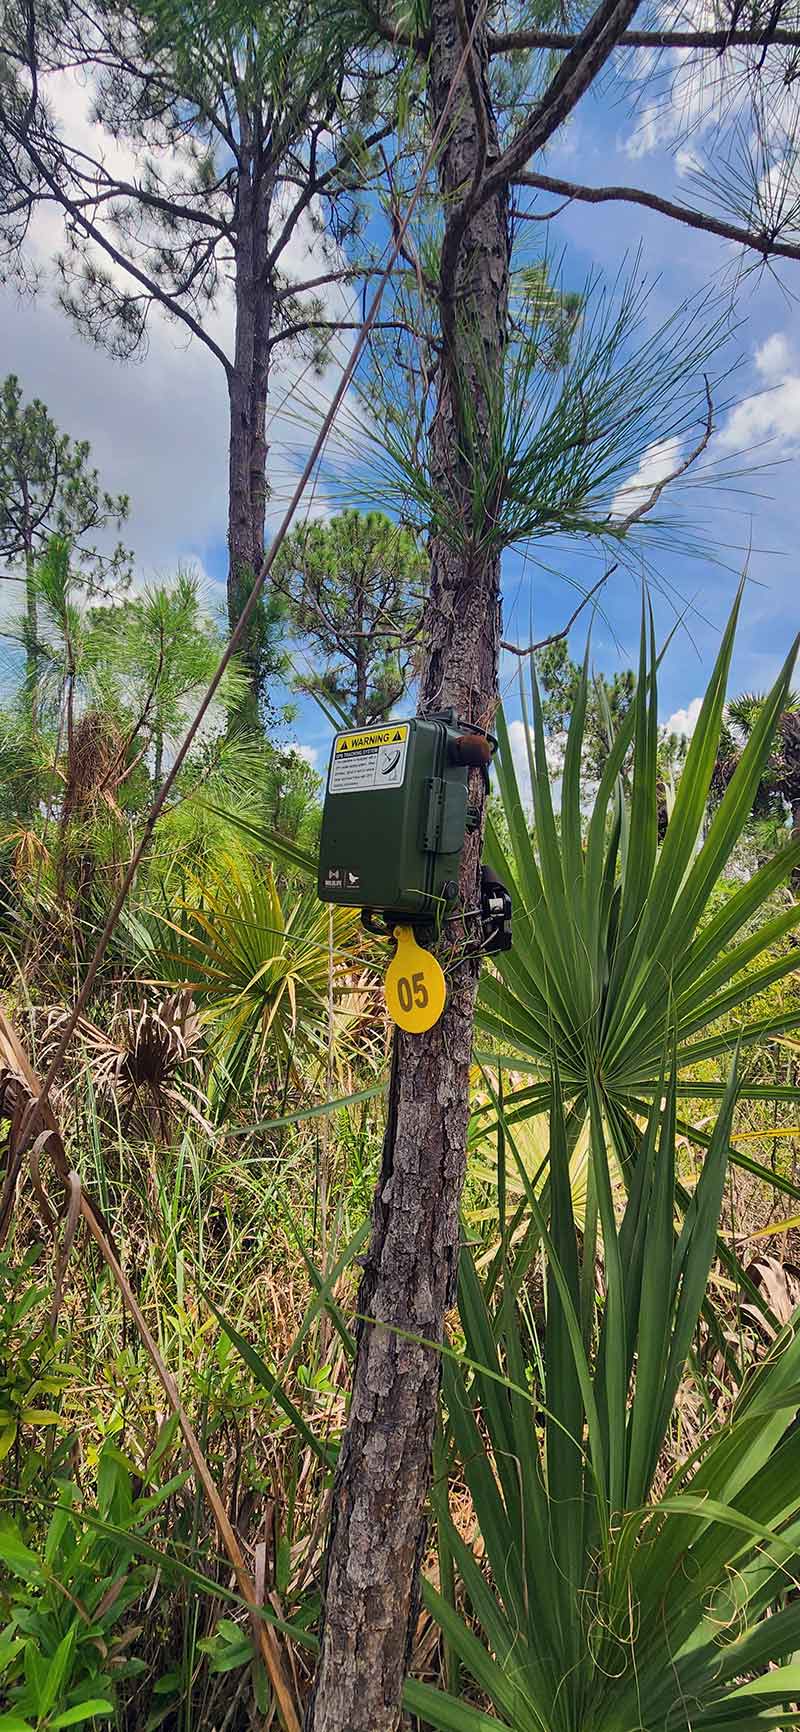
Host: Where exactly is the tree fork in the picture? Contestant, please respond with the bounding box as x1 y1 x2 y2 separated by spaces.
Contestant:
305 0 510 1723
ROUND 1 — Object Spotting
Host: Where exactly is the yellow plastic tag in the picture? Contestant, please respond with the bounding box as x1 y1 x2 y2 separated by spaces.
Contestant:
384 925 446 1034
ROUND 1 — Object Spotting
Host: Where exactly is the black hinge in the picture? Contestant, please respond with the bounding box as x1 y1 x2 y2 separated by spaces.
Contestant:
421 776 444 851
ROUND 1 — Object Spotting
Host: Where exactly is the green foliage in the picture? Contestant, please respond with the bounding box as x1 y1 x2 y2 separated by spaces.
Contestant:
478 589 800 1195
349 267 733 565
0 549 295 958
221 568 293 731
414 1063 800 1732
272 510 426 727
156 858 362 1099
532 633 688 803
714 687 800 835
534 634 637 781
88 572 250 779
0 1443 177 1729
0 1250 73 1473
0 377 130 594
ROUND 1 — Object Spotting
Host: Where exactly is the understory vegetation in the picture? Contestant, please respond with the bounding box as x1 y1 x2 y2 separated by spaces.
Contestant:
2 0 800 1716
1 574 798 1731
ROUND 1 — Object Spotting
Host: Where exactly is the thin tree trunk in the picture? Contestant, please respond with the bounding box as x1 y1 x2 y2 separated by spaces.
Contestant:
25 552 37 686
227 249 257 618
249 168 272 580
227 117 274 721
305 2 510 1725
21 485 38 724
354 586 367 725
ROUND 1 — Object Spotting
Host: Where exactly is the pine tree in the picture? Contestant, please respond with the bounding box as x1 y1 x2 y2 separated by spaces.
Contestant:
273 509 425 724
0 0 391 706
0 375 130 698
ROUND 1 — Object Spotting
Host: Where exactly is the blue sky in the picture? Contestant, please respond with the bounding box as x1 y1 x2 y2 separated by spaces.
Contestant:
1 46 798 784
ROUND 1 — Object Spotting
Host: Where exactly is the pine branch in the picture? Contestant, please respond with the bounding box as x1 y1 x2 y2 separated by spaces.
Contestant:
513 169 800 262
479 0 645 199
501 570 611 656
490 23 800 50
274 265 387 303
268 317 423 350
361 14 800 53
611 377 713 533
1 125 234 375
264 121 393 274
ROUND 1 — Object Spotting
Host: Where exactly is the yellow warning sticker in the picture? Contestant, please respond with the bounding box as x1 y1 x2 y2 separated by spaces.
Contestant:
334 724 409 754
329 723 410 795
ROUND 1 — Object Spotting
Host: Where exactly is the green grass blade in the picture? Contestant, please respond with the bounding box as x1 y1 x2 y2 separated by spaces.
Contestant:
204 1294 334 1465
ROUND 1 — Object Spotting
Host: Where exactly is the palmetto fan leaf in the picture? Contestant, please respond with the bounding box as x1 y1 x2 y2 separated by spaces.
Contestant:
476 587 800 1194
155 857 361 1097
415 1058 800 1732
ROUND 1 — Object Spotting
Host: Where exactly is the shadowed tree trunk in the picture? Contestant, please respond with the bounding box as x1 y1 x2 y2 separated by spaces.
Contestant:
304 1 510 1725
227 109 275 707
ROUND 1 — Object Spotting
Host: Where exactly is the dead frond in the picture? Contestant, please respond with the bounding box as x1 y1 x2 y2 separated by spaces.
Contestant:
45 993 209 1141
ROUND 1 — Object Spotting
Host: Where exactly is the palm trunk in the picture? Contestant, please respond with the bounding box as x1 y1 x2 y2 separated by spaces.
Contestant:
305 4 510 1726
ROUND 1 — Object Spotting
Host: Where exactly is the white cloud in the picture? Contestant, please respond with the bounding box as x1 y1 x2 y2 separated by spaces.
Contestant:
610 437 683 519
757 155 800 237
675 145 704 180
286 742 319 768
507 719 533 807
0 60 358 645
754 332 793 383
507 719 563 808
0 283 232 576
624 103 671 161
663 696 703 737
619 0 768 161
717 331 800 456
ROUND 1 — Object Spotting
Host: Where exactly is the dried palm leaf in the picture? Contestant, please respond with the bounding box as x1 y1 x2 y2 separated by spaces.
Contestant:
44 993 209 1140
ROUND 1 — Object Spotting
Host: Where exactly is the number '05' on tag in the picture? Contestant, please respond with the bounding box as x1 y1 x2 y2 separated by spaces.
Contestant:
384 926 446 1033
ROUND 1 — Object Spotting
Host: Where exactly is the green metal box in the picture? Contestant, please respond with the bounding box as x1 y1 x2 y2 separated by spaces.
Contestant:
317 715 469 920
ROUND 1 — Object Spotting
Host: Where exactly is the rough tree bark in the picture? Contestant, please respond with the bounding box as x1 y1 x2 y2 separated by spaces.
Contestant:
305 0 510 1725
227 102 275 705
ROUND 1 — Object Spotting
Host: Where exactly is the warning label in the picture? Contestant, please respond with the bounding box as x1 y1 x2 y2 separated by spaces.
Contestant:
329 723 409 795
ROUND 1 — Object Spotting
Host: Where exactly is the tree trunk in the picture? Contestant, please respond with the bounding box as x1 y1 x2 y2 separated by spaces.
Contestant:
354 584 367 725
227 120 274 721
305 3 509 1726
21 485 38 725
25 550 38 723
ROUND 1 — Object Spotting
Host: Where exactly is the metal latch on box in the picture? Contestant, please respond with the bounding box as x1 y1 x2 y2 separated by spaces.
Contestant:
421 776 469 855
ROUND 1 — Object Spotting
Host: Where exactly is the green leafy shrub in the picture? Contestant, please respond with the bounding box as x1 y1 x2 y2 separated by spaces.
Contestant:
478 591 800 1202
0 1250 73 1481
0 1440 184 1731
413 1061 800 1732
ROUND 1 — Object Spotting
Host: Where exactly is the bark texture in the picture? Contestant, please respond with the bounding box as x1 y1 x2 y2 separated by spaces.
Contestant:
227 99 274 703
305 2 510 1725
